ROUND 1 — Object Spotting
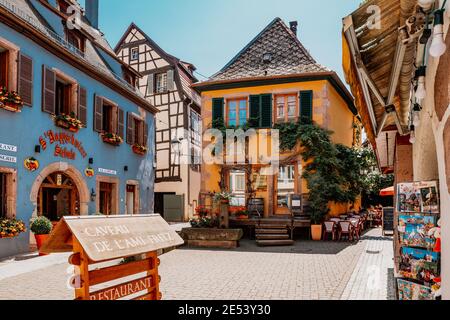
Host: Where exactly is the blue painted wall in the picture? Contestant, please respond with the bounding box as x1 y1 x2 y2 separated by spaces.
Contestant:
0 16 156 258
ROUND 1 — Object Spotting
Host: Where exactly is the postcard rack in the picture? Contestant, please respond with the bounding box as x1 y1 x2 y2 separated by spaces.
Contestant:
395 181 441 300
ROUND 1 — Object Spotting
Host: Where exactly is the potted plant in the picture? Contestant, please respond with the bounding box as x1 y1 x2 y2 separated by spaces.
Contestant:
235 210 249 220
132 143 148 156
30 216 53 255
213 191 233 204
0 219 27 239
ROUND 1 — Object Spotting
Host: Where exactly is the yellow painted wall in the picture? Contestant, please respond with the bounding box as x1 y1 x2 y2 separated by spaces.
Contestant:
200 80 357 217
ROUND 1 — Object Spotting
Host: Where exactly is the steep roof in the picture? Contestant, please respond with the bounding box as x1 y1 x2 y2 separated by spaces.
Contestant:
210 17 329 82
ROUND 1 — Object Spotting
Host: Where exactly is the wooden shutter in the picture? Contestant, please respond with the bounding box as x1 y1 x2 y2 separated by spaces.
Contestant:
78 86 87 126
42 66 56 114
117 107 124 139
212 98 224 128
126 112 134 144
300 91 313 123
260 94 273 128
167 69 174 91
143 121 149 147
146 74 154 96
249 95 261 127
93 95 103 132
18 54 33 106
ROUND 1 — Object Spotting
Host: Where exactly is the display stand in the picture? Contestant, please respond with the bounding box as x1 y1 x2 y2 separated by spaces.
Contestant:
394 181 441 300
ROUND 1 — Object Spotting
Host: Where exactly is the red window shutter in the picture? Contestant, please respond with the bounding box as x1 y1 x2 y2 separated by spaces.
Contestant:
126 112 134 145
78 86 87 126
93 95 103 132
117 107 124 139
143 121 149 147
18 54 33 106
42 66 55 114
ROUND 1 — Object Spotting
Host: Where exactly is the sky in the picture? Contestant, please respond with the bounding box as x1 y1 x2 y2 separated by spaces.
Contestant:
80 0 362 81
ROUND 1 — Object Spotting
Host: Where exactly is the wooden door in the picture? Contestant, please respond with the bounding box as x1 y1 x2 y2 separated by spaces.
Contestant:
99 182 112 215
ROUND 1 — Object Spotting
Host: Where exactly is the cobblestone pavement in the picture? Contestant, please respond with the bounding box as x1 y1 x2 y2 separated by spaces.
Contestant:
0 228 394 300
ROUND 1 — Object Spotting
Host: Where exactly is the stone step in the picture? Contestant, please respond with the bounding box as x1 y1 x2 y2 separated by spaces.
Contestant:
255 229 289 234
256 240 295 247
256 234 290 240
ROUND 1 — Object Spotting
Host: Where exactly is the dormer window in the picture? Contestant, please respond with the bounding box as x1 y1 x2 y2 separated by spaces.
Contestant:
57 0 70 14
66 29 86 54
263 53 272 63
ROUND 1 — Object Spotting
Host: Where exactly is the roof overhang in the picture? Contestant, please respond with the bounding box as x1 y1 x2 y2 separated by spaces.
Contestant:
342 0 424 147
192 71 358 115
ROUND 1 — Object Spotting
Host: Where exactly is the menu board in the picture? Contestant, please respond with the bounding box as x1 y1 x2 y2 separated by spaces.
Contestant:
382 207 394 234
395 181 441 300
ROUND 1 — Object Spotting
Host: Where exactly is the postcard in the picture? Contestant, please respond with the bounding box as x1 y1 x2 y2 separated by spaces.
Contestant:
399 248 439 283
397 279 434 300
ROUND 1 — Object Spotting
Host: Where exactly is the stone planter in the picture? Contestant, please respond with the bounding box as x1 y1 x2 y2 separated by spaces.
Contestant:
181 228 244 249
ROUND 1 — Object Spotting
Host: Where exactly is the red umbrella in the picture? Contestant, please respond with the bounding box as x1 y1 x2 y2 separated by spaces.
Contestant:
380 186 394 197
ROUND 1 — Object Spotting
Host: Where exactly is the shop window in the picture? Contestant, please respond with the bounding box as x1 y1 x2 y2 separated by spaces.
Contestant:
0 172 7 219
275 94 298 122
276 165 296 214
155 72 168 93
99 182 113 215
227 99 247 127
126 113 148 146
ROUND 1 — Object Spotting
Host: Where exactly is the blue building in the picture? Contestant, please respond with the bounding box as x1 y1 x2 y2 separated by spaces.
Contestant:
0 0 158 259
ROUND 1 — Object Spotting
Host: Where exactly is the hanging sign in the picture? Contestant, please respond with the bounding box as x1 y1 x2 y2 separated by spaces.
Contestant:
24 157 39 171
39 130 88 161
85 167 95 178
0 154 17 164
0 143 17 153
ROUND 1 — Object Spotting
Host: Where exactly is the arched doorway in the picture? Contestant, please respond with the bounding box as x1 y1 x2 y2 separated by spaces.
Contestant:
37 172 80 222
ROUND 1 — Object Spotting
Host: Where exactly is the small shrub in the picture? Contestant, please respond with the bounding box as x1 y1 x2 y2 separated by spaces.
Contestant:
30 216 53 235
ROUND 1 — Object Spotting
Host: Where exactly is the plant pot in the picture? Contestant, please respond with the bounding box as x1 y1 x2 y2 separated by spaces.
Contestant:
34 234 50 256
1 102 21 113
311 224 323 241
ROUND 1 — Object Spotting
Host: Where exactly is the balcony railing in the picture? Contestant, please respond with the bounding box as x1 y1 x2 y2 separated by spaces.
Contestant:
0 0 144 98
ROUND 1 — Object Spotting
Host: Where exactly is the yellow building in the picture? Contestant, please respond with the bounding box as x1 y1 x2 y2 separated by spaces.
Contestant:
193 18 359 218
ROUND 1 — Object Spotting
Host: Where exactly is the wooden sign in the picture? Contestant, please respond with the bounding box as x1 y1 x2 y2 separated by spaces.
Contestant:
382 207 394 235
40 215 184 300
41 214 184 262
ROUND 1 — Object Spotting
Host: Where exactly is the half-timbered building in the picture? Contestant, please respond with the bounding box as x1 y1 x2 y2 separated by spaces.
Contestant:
115 24 202 222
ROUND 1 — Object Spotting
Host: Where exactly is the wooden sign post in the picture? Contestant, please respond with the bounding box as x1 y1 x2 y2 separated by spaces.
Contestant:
40 215 184 300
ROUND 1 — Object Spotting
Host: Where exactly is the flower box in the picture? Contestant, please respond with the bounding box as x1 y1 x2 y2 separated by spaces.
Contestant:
101 132 123 146
54 114 83 133
181 228 244 249
0 219 27 239
0 87 23 113
132 144 148 156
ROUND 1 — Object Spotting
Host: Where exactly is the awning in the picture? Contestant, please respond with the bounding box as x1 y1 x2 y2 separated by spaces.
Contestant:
380 186 395 197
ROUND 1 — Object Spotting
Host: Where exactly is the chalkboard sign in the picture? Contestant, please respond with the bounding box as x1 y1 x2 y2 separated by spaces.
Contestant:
383 207 394 235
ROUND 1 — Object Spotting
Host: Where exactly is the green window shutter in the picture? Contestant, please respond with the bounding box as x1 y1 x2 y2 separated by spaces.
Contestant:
260 94 273 128
249 95 261 127
300 91 313 124
212 98 224 128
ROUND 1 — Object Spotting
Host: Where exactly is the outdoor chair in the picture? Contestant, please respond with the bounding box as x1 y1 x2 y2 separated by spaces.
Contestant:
339 215 348 220
323 221 337 241
350 219 360 240
338 221 352 241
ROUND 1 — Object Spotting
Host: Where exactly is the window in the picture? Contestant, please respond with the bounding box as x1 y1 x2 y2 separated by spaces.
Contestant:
123 70 137 88
275 94 298 122
155 73 168 93
190 110 201 145
277 165 296 211
102 102 114 134
66 29 85 53
0 173 7 219
126 113 148 146
94 95 124 138
55 79 72 116
130 47 139 61
227 99 247 126
0 47 9 89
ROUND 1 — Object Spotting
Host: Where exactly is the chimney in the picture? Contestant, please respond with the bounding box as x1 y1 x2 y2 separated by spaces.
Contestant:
290 21 298 36
85 0 99 29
